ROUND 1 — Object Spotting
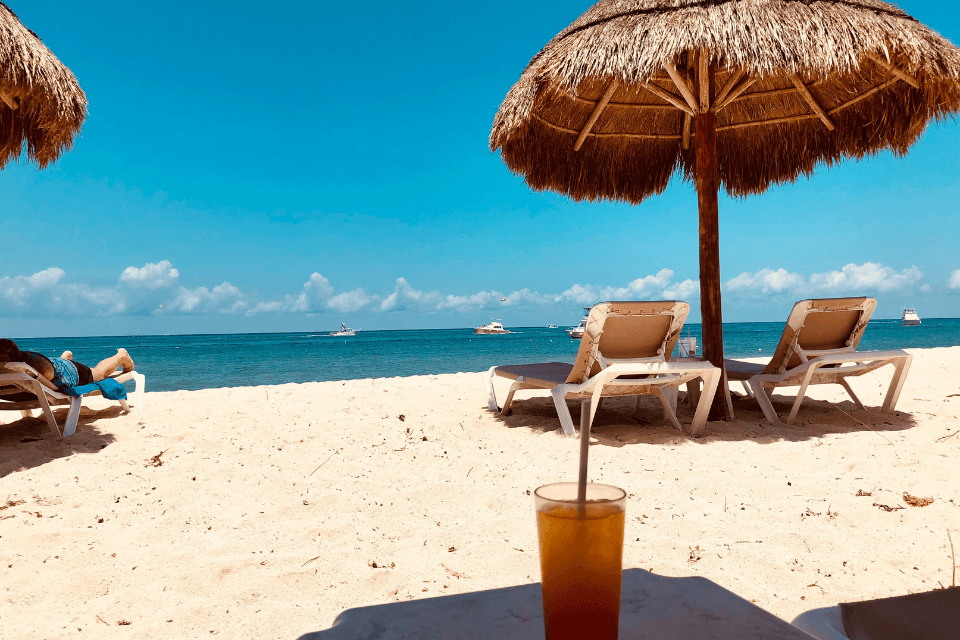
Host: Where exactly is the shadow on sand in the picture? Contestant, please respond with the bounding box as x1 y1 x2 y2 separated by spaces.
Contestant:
299 568 812 639
0 407 120 478
487 392 918 447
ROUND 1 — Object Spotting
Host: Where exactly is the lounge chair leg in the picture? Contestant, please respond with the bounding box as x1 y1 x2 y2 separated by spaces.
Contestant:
881 355 912 413
502 380 525 415
749 379 780 425
20 409 35 418
786 368 817 425
723 372 735 420
662 387 678 417
740 381 754 398
690 370 721 434
654 388 683 432
62 397 82 437
551 388 577 436
685 380 701 408
483 367 499 413
132 372 146 410
838 379 865 411
32 380 61 436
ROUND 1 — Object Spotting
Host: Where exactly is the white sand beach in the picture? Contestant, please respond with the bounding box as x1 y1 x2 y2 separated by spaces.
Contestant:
1 347 958 639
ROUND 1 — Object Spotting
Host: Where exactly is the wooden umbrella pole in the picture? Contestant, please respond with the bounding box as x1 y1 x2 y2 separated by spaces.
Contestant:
694 53 728 421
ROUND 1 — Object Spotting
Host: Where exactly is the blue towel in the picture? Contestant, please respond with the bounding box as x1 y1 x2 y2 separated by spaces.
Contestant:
62 378 128 401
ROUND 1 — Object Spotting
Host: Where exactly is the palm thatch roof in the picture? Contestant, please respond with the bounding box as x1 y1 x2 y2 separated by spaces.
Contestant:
0 2 87 169
490 0 960 203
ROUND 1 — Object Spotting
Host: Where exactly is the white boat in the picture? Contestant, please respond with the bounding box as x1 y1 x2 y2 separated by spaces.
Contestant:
475 319 511 335
900 308 921 326
330 323 358 336
547 324 558 329
567 308 591 339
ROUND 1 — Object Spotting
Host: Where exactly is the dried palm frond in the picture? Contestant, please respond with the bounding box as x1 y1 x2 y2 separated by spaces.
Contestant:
0 2 87 168
490 0 960 202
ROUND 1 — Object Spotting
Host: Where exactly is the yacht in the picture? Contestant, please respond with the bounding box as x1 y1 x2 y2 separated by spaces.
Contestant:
475 319 511 335
567 307 591 339
900 308 921 326
330 323 358 336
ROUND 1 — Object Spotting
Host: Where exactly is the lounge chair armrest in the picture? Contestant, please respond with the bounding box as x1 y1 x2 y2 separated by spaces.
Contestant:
798 349 911 367
0 362 41 377
603 361 721 376
109 370 138 384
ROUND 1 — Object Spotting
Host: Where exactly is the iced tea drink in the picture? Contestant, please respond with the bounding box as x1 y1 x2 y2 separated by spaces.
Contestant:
535 483 626 640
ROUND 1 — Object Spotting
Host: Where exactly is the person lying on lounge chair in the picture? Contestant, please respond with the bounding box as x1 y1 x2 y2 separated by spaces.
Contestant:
0 339 135 393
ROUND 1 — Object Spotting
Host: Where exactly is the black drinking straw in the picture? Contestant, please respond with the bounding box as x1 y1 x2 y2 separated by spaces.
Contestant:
577 398 591 505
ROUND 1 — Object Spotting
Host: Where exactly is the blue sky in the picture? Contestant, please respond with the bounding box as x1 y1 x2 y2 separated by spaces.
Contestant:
1 0 958 337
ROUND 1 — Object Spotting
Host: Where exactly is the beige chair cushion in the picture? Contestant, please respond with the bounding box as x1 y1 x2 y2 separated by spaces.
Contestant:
493 362 573 388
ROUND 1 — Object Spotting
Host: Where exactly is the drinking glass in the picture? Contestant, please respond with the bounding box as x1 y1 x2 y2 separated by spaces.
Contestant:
535 482 626 640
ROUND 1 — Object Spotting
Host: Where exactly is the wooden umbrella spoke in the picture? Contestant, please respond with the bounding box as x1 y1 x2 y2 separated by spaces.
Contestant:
790 75 835 130
664 62 699 113
717 113 819 131
714 77 757 111
643 82 695 116
714 69 745 109
682 113 692 149
574 81 619 151
532 113 682 139
0 91 19 110
865 52 919 88
827 77 901 115
570 95 675 110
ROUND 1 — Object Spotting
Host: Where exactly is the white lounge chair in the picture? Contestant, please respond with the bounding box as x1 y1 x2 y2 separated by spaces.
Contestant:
725 297 912 426
484 301 721 436
0 362 145 437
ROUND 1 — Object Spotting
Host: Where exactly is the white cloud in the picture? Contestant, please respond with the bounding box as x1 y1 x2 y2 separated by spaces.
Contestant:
599 269 674 300
326 289 375 313
294 273 335 311
10 260 939 323
501 288 551 306
556 283 598 305
119 260 180 289
726 268 805 295
726 262 925 297
948 270 960 290
167 282 247 314
663 279 699 299
247 273 335 315
556 269 686 306
0 267 126 316
381 278 441 312
437 290 505 312
808 262 923 293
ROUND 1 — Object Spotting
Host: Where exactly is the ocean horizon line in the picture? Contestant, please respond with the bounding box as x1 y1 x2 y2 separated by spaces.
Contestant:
8 315 959 342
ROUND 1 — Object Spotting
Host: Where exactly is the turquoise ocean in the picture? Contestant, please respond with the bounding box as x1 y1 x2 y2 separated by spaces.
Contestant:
10 319 960 393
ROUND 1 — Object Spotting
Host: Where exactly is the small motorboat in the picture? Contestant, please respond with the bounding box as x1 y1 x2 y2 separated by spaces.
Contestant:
900 308 921 326
567 308 590 339
475 320 511 335
330 323 358 336
547 324 558 329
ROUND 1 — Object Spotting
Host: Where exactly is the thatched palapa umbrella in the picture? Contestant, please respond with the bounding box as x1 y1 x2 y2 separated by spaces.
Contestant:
490 0 960 419
0 2 86 168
